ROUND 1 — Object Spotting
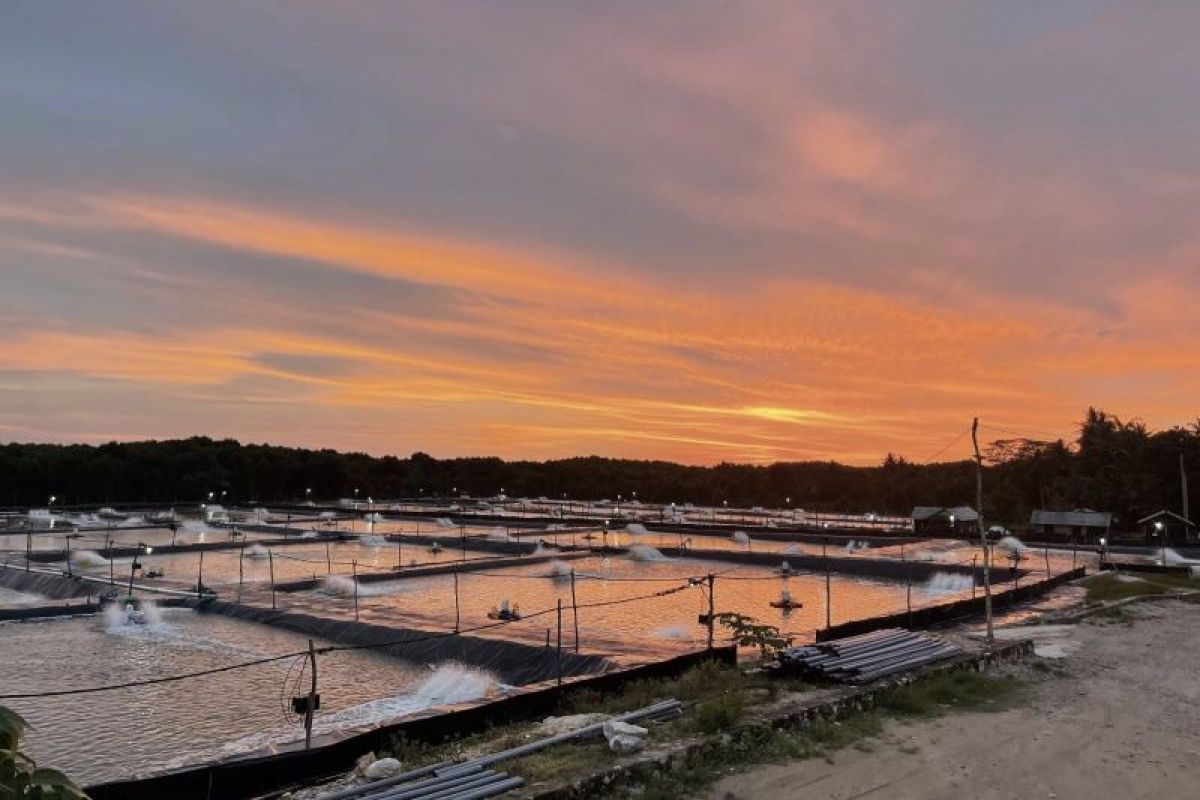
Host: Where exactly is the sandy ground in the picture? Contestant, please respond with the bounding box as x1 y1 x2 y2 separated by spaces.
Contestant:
708 599 1200 800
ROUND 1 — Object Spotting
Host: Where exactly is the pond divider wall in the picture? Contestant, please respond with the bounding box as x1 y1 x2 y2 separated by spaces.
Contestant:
198 598 611 685
0 563 99 600
22 535 323 563
641 547 992 583
273 550 587 592
815 566 1086 641
85 646 737 800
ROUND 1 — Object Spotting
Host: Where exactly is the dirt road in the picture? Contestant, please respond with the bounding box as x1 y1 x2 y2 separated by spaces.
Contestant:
708 600 1200 800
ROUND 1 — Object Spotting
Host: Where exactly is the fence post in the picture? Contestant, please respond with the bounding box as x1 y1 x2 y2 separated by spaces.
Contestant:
352 559 359 622
453 570 460 633
570 569 580 653
706 574 715 649
396 531 403 569
304 639 318 749
197 549 205 602
1045 543 1051 578
825 548 832 631
556 599 563 687
268 549 276 610
326 540 332 574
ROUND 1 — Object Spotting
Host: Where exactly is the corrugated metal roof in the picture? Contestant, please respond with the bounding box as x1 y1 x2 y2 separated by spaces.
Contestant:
1030 509 1112 528
911 505 978 522
1136 510 1195 526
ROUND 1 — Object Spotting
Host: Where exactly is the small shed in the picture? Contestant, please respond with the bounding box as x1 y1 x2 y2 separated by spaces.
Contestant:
1137 510 1196 545
1029 509 1111 542
911 505 980 537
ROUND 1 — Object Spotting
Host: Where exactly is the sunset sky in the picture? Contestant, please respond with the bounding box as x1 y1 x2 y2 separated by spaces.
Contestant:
2 2 1198 465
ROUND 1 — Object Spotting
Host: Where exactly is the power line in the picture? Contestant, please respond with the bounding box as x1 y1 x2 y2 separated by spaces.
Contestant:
924 427 971 462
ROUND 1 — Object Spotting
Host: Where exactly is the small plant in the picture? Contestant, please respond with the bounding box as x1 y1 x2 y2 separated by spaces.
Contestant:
714 612 793 659
0 707 88 799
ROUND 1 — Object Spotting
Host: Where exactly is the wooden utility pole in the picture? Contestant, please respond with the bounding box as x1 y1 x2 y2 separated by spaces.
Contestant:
972 417 994 644
1182 452 1190 523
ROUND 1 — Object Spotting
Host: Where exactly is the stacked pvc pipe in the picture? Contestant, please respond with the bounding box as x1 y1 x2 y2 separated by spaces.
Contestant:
318 699 683 800
776 628 960 684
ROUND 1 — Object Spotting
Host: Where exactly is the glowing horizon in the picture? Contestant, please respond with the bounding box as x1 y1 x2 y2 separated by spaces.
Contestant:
3 3 1198 465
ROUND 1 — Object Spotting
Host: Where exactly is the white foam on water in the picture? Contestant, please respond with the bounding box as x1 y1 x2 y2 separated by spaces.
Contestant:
245 543 271 559
215 664 500 759
1161 547 1200 567
317 575 395 598
545 560 574 581
625 523 648 536
434 517 456 528
71 550 110 568
360 535 388 547
923 571 975 596
487 527 508 541
996 535 1027 553
652 626 691 640
628 545 668 562
731 531 750 545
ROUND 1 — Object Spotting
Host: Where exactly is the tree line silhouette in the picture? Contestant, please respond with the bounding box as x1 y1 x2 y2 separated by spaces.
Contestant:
1 409 1195 531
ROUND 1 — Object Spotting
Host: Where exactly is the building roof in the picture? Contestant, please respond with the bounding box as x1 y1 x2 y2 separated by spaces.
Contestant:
911 505 979 522
1030 509 1112 528
1136 510 1195 527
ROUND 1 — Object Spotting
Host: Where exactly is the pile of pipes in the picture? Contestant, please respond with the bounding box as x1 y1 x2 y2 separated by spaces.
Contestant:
774 628 960 684
316 699 682 800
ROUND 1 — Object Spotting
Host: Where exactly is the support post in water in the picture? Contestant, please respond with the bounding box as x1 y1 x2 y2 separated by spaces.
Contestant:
971 416 994 644
906 568 912 627
453 570 460 633
825 543 833 630
237 540 246 602
304 639 318 749
1045 543 1051 578
352 559 359 622
556 598 563 686
108 537 115 585
197 549 204 602
396 531 403 570
325 540 332 574
706 573 715 649
268 549 276 610
972 555 978 598
25 532 31 573
570 568 580 653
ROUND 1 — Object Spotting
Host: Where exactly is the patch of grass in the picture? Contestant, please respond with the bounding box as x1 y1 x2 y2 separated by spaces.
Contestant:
1082 572 1196 603
561 661 745 715
879 669 1023 717
507 741 610 784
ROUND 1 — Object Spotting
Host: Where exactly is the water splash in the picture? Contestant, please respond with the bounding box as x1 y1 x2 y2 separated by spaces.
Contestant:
245 543 271 559
731 531 751 546
434 517 456 528
996 535 1027 553
71 550 110 568
652 626 691 640
103 599 167 632
545 560 574 581
487 527 508 541
923 572 975 595
360 535 388 547
217 664 500 758
628 545 668 562
625 523 648 536
1161 547 1200 567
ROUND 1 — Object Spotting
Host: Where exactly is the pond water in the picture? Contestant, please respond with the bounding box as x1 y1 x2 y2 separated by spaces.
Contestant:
0 610 494 785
